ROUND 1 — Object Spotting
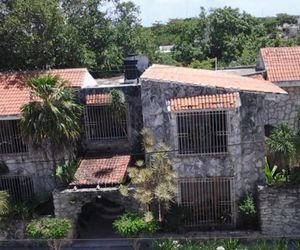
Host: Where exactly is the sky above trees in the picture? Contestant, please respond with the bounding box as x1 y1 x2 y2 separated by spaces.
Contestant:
127 0 300 26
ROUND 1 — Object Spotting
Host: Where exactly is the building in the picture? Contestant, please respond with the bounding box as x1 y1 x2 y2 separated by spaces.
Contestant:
140 64 285 227
0 62 286 230
256 46 300 128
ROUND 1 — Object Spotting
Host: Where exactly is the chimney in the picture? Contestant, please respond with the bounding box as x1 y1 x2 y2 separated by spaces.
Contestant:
123 55 149 83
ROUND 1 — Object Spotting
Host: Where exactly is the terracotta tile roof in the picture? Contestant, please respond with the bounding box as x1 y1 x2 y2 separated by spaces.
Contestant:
260 47 300 82
0 68 89 116
86 93 112 105
141 64 286 94
71 155 131 186
169 92 240 111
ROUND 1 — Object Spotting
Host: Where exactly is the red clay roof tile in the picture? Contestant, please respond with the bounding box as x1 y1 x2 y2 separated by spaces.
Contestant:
260 47 300 82
141 64 286 94
86 93 112 105
0 68 89 116
169 92 240 111
71 155 130 186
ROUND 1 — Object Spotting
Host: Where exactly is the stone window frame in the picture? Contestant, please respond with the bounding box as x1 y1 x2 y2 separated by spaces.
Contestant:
83 103 131 143
174 108 231 157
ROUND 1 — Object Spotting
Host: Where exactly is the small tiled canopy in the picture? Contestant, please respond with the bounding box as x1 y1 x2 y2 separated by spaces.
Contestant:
168 92 240 112
85 93 112 105
71 155 131 187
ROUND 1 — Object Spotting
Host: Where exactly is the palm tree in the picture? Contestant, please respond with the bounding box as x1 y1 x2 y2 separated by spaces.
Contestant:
0 191 9 216
20 74 82 182
266 123 297 173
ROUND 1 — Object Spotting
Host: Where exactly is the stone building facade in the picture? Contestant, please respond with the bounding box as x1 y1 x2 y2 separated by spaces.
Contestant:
141 79 266 225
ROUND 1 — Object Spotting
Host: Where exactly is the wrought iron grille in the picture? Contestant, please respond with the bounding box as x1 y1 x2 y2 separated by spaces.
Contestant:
0 175 34 202
0 119 27 155
84 105 128 141
178 177 235 227
176 110 229 155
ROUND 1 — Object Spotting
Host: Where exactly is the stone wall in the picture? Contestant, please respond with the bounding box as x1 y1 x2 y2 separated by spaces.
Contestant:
79 85 143 154
265 85 300 128
258 185 300 236
0 146 61 193
141 80 266 222
53 188 138 237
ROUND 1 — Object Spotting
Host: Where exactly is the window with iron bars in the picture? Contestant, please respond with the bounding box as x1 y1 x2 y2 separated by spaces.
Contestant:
84 105 128 141
0 120 27 155
176 110 229 155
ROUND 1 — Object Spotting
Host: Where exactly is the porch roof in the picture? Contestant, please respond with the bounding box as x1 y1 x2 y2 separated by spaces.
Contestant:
168 92 240 112
71 155 131 187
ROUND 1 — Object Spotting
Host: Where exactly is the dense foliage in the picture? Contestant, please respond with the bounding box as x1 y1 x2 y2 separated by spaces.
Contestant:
113 212 158 237
26 217 71 239
1 1 299 73
0 191 9 216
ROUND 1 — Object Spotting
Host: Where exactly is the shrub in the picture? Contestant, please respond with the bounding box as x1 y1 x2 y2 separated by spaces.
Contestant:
113 212 158 237
239 193 257 229
8 202 34 219
153 239 182 250
0 191 9 216
219 239 240 250
26 217 71 239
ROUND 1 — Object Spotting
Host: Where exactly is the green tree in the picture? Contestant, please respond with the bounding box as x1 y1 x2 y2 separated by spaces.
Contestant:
20 75 82 182
0 0 85 70
121 128 177 222
0 191 9 217
266 123 297 171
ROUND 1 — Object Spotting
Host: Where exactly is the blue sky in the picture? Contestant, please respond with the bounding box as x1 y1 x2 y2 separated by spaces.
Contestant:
126 0 300 26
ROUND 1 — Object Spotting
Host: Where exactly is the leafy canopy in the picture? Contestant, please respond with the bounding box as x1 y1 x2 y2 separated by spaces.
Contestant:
21 74 82 153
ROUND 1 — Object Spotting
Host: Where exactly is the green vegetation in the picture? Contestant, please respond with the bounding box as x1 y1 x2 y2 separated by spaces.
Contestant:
1 1 299 72
0 191 9 216
21 75 82 182
264 158 286 185
238 193 257 229
113 212 158 237
120 128 177 223
152 239 293 250
56 160 79 185
26 217 71 250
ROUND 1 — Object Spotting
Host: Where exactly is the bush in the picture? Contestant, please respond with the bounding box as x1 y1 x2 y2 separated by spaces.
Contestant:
8 202 34 219
113 212 158 237
26 217 71 239
153 239 182 250
239 193 257 229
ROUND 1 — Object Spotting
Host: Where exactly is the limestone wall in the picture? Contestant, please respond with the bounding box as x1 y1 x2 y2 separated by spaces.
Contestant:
141 80 266 204
258 185 300 236
265 85 300 128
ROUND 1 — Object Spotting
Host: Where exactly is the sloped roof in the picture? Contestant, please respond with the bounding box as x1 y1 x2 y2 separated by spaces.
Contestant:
86 93 112 105
169 92 240 111
0 68 92 117
260 47 300 82
71 155 130 187
141 64 286 94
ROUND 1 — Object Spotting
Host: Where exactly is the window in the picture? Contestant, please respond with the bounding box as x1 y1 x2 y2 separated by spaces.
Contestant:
84 105 128 141
0 120 27 154
177 110 228 155
0 175 34 202
178 177 235 227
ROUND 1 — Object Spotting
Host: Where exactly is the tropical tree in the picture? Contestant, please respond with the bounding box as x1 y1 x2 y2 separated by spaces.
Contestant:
120 128 177 222
0 191 9 217
20 75 82 181
266 123 297 171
